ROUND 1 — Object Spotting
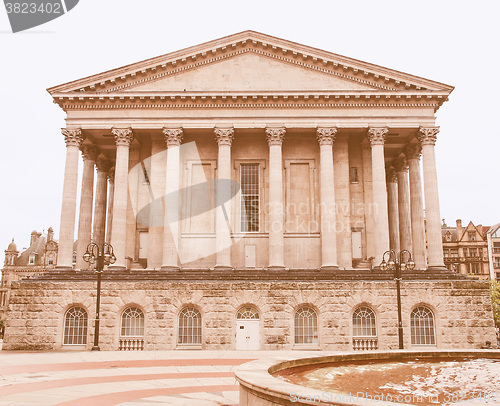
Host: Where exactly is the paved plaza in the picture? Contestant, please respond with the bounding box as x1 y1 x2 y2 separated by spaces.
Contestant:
0 350 321 405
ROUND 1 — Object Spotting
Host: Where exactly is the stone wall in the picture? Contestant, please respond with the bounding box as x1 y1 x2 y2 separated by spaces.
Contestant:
3 278 496 351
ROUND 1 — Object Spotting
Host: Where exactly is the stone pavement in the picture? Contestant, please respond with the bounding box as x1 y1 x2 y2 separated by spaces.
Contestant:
0 350 322 405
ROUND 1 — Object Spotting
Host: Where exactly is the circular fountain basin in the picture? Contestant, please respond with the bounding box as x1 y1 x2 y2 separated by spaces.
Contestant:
235 350 500 406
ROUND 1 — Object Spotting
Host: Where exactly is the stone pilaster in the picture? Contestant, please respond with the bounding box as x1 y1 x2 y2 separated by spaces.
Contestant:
266 127 285 269
393 157 412 253
404 143 427 269
215 128 234 269
317 128 338 269
75 145 97 270
386 166 400 253
367 127 390 267
110 128 134 269
92 157 110 249
57 128 84 269
419 127 446 270
161 128 183 270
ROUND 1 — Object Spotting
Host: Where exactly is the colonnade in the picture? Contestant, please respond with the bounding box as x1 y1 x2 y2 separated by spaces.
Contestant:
56 126 445 271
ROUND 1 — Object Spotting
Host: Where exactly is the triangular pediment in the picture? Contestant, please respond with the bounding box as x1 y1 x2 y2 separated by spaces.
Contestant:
124 51 376 93
48 31 454 97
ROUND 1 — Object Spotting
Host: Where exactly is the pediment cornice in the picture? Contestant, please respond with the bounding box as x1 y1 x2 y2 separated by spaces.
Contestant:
48 31 454 97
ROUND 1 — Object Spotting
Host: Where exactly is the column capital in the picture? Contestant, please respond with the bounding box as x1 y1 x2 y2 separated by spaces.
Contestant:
62 128 84 147
367 127 388 145
265 127 285 146
316 127 337 146
393 156 409 173
96 157 111 173
112 128 134 147
163 128 183 146
386 166 398 183
214 128 234 146
418 126 440 146
404 143 422 160
80 145 98 162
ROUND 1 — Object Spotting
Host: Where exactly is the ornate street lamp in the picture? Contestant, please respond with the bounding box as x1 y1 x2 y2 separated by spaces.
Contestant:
380 249 415 349
83 242 116 351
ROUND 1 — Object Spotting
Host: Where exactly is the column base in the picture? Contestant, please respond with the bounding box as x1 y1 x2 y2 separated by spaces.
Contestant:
319 265 339 271
268 266 286 271
214 265 233 271
160 265 180 271
91 345 100 351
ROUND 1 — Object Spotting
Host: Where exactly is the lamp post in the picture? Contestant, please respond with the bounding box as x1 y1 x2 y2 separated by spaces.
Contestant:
83 242 116 351
380 249 415 349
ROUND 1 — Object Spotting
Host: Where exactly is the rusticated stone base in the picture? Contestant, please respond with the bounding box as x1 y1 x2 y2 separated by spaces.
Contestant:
2 273 496 351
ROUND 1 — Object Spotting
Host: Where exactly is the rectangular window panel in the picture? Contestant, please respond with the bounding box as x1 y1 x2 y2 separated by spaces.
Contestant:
240 164 259 232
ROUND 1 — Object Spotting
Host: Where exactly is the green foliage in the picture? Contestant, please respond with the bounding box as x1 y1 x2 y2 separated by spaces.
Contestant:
490 281 500 328
0 319 4 339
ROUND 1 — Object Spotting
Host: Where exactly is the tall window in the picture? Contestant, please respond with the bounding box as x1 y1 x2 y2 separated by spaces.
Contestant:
240 164 259 232
353 307 377 337
493 242 500 254
48 253 54 265
178 307 202 345
121 307 144 337
410 306 436 346
294 306 318 345
63 307 88 345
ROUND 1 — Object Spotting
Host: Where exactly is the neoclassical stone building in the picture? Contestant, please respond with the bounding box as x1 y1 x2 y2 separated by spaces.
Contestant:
4 31 496 351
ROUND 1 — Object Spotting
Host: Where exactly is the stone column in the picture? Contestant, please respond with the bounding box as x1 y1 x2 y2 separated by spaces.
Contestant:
75 146 97 270
419 127 446 270
110 128 134 269
105 172 114 244
161 128 183 270
404 144 427 269
215 128 234 269
92 157 110 249
266 127 285 269
386 166 400 253
57 128 84 269
317 128 338 269
367 127 390 267
393 157 412 253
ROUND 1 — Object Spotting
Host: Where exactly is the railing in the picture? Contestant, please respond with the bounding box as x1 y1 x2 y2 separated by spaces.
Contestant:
119 337 144 350
353 337 378 351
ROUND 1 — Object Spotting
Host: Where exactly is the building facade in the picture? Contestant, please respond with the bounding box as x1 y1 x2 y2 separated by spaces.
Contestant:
441 220 490 279
3 31 496 351
486 223 500 281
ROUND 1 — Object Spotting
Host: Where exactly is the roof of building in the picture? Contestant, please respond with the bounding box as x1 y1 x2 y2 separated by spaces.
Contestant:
16 234 47 266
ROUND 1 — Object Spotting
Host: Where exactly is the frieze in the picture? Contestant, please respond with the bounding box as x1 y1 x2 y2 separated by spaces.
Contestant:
316 127 337 146
214 128 234 146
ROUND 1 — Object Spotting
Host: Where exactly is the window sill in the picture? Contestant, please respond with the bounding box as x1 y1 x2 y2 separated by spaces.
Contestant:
176 344 202 350
292 344 321 351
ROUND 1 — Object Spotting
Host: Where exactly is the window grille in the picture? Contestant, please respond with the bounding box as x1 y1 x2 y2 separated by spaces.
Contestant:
236 306 259 319
63 307 88 345
410 306 436 346
294 307 318 344
240 164 259 232
353 307 377 337
121 307 144 337
178 307 202 345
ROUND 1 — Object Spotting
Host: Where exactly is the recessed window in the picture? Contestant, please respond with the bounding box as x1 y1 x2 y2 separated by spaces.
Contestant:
450 249 458 258
410 306 436 346
240 164 260 232
178 307 202 345
350 167 359 183
28 254 35 265
63 307 88 345
353 306 377 337
121 307 145 337
48 253 54 265
294 306 318 345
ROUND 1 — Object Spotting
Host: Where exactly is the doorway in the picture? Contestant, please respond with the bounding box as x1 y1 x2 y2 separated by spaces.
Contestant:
235 306 260 350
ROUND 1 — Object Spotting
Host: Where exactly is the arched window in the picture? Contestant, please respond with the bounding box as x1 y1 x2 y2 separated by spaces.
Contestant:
236 306 259 320
63 307 88 345
294 306 318 345
352 306 378 350
178 307 202 345
411 306 436 346
353 306 377 337
121 307 144 337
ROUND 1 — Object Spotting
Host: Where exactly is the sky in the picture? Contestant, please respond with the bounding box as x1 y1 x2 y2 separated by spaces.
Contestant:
0 0 499 262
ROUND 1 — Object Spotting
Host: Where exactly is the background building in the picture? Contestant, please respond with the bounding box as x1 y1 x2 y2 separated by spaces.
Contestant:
486 223 500 281
3 32 496 351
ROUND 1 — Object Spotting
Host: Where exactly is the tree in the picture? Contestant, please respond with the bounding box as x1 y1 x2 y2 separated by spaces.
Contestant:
490 281 500 329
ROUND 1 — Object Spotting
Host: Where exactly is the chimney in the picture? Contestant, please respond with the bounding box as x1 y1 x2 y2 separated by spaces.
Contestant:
477 224 483 236
456 220 462 239
47 227 54 242
30 230 38 246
